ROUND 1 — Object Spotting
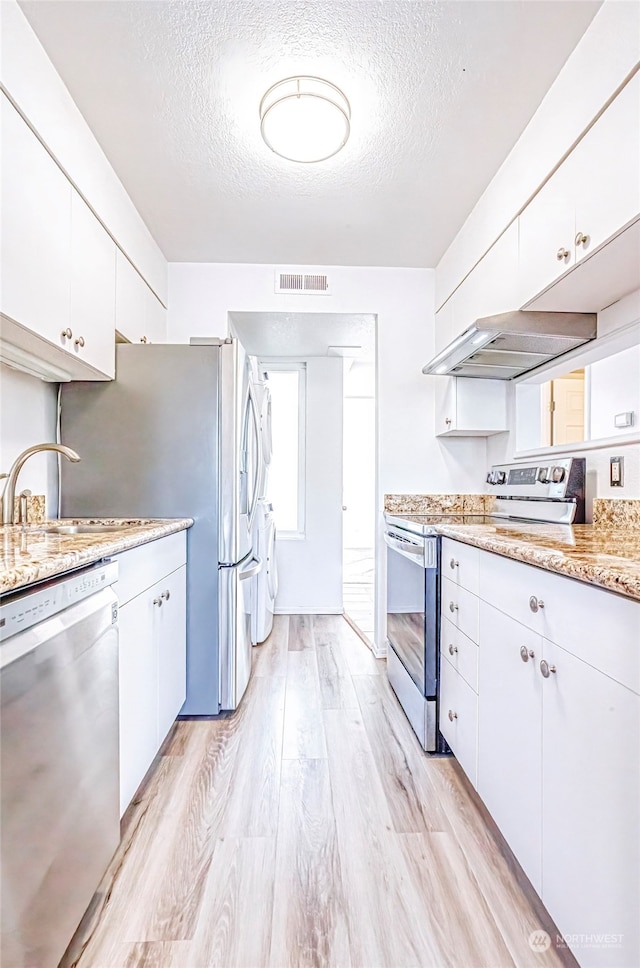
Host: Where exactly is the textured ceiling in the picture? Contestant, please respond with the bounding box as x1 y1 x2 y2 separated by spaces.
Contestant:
229 311 376 360
19 0 601 267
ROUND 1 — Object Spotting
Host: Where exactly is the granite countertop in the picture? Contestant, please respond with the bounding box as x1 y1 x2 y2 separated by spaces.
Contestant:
434 520 640 602
0 518 193 595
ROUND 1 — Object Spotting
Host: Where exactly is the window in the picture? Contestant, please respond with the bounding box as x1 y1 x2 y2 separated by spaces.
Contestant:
262 363 306 536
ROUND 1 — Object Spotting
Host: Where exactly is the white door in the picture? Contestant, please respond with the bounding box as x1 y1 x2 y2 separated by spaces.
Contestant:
343 396 375 548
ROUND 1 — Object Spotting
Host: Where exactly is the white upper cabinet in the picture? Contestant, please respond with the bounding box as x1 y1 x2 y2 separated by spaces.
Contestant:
1 94 116 380
1 94 72 345
520 72 640 308
434 377 507 437
70 193 116 379
115 249 167 345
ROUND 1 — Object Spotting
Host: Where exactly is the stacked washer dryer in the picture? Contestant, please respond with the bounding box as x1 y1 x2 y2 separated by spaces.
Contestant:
249 360 278 644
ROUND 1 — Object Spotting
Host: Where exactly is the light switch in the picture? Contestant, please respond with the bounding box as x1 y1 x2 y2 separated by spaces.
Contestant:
610 456 624 487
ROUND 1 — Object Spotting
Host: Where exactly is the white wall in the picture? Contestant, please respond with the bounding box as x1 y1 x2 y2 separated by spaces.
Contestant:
168 261 488 652
436 1 640 307
588 347 640 441
270 357 344 613
0 365 59 511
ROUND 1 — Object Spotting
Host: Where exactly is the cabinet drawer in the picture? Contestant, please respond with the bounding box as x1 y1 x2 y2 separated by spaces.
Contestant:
441 576 479 643
441 617 478 693
478 549 640 694
114 531 187 606
441 538 479 595
440 658 478 787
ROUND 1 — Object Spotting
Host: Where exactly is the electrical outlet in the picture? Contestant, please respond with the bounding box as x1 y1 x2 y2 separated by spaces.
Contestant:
610 456 624 487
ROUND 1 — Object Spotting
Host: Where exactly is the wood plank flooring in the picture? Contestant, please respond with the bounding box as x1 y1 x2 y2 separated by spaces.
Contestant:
62 615 577 968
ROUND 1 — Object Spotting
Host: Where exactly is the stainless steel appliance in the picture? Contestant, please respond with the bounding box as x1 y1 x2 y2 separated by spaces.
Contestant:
59 338 263 714
384 458 586 751
421 310 596 379
0 561 119 968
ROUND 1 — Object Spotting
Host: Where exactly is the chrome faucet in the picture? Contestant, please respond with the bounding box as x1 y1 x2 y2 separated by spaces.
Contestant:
1 444 81 526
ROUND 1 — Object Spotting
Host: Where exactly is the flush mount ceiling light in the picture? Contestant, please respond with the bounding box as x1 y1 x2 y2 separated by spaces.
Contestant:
259 76 351 163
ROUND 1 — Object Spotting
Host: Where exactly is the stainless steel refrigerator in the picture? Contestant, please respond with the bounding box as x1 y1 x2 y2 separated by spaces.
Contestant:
60 337 263 715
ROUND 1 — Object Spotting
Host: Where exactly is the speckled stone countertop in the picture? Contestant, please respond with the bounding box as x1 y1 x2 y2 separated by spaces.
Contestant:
435 521 640 602
0 518 193 595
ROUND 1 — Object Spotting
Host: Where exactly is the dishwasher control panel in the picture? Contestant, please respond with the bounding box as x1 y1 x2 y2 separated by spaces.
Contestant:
0 560 118 643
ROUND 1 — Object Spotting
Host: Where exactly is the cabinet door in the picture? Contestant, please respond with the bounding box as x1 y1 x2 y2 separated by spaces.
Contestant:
439 658 478 787
571 73 640 265
156 566 187 744
1 94 71 343
434 377 457 434
115 249 147 343
118 591 158 817
70 192 116 378
519 165 575 304
541 640 640 968
477 602 543 892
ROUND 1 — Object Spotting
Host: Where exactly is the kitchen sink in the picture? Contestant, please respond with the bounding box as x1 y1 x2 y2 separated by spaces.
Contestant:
43 524 125 535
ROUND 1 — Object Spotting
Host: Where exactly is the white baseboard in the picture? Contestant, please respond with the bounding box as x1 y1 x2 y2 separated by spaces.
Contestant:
372 641 387 660
274 606 343 615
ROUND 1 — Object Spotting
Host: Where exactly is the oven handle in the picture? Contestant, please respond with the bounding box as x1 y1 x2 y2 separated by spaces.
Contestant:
384 530 426 565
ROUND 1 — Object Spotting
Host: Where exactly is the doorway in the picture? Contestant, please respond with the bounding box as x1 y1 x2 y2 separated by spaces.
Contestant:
342 361 375 646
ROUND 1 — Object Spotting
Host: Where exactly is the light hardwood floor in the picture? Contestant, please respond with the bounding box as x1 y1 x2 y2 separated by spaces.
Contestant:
63 615 577 968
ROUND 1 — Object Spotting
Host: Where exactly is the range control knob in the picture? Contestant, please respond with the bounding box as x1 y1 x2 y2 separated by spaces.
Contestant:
551 466 566 484
536 466 550 484
496 471 506 485
486 472 493 484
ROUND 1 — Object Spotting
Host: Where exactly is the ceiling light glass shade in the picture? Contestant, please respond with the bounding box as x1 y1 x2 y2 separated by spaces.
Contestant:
260 76 350 163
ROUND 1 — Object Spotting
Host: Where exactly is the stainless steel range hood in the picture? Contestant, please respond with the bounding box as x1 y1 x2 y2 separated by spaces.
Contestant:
422 311 597 380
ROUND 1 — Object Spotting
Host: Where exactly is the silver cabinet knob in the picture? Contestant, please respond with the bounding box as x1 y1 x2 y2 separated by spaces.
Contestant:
74 336 85 348
445 417 452 426
450 558 458 569
449 601 458 613
540 659 556 678
520 646 535 662
448 644 458 656
529 596 545 612
447 710 457 722
153 597 163 607
575 231 589 247
139 336 149 343
61 328 73 341
160 589 171 601
556 247 570 262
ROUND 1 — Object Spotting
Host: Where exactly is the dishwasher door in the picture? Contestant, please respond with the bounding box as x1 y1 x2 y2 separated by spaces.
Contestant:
1 584 119 968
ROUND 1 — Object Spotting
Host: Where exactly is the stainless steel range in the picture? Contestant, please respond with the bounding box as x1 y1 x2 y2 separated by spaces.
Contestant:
383 457 586 752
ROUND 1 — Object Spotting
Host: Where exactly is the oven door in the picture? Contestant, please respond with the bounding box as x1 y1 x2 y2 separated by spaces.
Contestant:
384 529 438 696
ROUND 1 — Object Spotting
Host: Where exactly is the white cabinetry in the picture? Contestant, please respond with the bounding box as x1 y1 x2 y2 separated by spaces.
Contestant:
446 537 640 968
520 73 640 310
116 532 187 816
435 377 507 437
1 93 115 380
70 193 116 378
1 94 71 345
115 249 167 345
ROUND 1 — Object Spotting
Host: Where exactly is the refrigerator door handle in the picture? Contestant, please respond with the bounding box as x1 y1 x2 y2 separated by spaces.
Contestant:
239 555 263 581
247 380 263 533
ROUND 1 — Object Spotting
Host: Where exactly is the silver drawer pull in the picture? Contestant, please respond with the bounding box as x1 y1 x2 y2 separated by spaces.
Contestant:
74 336 85 348
153 597 163 607
540 659 556 678
160 589 171 601
447 709 457 722
450 558 459 569
556 246 570 262
529 596 545 612
60 328 72 341
448 644 458 656
520 646 535 662
449 602 458 613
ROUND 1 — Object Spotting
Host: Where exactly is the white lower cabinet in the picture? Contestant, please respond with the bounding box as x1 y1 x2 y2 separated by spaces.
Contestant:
541 639 640 968
477 602 543 893
439 656 478 787
446 537 640 968
116 534 187 816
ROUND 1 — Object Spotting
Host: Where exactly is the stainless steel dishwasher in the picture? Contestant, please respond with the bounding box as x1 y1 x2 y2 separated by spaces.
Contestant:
0 560 119 968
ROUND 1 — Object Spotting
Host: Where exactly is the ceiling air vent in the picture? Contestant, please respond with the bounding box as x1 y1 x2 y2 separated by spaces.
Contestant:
275 269 330 294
